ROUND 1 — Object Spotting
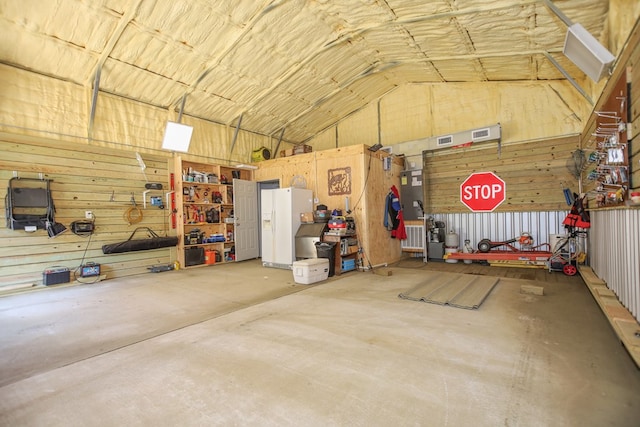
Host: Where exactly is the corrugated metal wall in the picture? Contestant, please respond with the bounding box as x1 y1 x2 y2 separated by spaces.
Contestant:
426 211 569 251
589 210 640 321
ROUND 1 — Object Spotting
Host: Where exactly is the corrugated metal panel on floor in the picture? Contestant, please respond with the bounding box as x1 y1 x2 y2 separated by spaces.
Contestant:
590 209 640 321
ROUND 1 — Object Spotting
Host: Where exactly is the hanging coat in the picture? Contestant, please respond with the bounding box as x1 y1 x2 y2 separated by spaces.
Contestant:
384 191 398 231
386 185 407 240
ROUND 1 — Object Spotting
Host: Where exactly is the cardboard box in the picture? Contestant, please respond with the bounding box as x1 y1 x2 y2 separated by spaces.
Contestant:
300 212 314 223
292 258 329 284
280 145 313 157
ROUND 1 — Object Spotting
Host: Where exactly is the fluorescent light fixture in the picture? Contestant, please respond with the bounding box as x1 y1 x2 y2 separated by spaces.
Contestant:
161 121 193 153
234 164 258 170
563 23 615 82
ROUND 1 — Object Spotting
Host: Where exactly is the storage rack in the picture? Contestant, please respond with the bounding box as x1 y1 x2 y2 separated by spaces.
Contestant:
173 157 252 268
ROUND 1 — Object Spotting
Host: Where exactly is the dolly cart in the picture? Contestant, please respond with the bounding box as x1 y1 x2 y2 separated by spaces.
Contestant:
548 228 586 276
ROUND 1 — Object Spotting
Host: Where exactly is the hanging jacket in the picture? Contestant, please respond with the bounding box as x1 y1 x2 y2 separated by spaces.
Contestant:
391 185 407 240
384 191 399 231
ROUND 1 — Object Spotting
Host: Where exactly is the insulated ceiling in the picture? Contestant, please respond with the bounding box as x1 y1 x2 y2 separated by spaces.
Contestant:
0 0 610 143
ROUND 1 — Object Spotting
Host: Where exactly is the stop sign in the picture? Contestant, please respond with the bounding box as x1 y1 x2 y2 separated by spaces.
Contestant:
460 172 506 212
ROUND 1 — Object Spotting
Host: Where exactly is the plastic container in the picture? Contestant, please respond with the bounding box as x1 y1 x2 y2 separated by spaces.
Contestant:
315 242 336 277
293 259 330 284
341 258 356 272
204 249 217 265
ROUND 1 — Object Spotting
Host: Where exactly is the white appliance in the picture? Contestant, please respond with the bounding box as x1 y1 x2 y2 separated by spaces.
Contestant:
261 187 313 269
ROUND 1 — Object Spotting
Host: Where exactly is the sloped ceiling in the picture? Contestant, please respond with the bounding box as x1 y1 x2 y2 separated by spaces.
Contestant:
0 0 610 143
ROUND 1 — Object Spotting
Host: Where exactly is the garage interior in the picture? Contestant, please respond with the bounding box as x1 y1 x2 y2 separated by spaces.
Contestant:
1 1 640 425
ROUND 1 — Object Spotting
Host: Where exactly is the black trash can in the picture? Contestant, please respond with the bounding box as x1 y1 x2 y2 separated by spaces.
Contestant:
315 241 336 277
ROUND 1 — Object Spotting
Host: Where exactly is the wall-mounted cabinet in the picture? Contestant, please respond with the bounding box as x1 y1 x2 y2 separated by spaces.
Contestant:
173 157 257 268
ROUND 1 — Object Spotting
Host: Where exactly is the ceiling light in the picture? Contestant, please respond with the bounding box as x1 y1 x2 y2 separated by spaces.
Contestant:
161 121 193 153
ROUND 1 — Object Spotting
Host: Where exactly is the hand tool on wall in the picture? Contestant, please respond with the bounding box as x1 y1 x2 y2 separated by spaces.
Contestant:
170 173 176 229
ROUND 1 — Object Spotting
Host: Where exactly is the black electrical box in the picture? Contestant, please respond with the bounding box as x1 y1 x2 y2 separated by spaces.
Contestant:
71 220 94 234
43 267 70 286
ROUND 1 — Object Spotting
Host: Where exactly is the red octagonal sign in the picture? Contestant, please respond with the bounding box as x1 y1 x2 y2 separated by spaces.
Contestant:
460 172 506 212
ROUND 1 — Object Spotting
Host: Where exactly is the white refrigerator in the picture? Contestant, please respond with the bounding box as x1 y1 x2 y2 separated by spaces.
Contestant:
261 187 313 269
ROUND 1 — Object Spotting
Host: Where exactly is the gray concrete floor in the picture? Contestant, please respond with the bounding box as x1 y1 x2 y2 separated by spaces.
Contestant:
1 259 639 426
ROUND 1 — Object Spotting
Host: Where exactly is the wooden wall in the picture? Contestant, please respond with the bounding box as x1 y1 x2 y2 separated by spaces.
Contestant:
627 23 640 193
0 133 174 290
422 135 580 213
580 19 640 197
254 145 405 266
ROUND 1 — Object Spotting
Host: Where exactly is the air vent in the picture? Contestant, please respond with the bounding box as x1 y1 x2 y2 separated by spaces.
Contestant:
472 128 490 141
437 135 453 146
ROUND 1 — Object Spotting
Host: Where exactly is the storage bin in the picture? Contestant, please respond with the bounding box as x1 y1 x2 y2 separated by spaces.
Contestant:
292 259 330 284
185 247 205 266
341 258 356 272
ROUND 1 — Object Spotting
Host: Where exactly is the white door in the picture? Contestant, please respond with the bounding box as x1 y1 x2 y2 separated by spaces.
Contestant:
233 178 259 261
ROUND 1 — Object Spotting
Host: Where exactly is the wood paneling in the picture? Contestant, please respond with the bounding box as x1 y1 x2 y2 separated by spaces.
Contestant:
423 136 580 213
629 24 640 192
0 133 174 290
254 145 405 266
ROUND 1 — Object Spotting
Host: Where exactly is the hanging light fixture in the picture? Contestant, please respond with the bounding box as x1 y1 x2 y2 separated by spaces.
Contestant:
563 23 615 82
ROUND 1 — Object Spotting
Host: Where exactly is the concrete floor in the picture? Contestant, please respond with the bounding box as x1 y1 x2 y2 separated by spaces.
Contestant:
1 259 639 426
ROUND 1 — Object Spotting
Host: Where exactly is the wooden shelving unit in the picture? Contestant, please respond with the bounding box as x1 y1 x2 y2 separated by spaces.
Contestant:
173 157 252 268
321 232 359 275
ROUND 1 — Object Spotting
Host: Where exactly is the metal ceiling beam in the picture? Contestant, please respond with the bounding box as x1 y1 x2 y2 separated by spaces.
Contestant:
87 0 143 141
229 114 244 156
544 52 593 105
273 127 285 158
542 0 574 28
177 93 187 123
88 68 101 142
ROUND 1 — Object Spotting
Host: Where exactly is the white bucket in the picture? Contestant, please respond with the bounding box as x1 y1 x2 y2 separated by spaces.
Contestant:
445 247 459 263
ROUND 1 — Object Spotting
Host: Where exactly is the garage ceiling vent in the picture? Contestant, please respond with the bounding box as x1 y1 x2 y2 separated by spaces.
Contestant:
429 123 501 150
437 135 453 146
472 128 491 140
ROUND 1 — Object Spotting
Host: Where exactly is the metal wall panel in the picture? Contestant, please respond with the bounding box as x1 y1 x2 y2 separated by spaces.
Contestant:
410 210 639 323
426 211 568 251
590 210 640 321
